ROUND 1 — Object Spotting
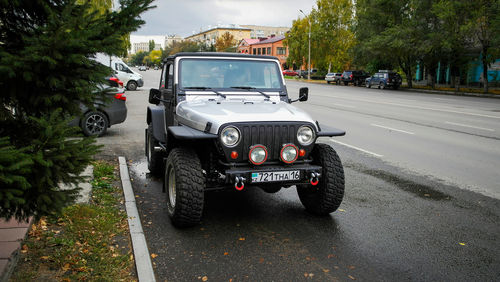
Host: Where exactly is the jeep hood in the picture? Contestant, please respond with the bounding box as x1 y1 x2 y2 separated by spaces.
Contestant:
176 100 317 134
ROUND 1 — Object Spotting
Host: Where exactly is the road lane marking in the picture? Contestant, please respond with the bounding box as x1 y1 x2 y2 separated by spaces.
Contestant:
445 121 495 132
326 95 500 119
371 124 415 135
329 139 383 158
331 103 356 108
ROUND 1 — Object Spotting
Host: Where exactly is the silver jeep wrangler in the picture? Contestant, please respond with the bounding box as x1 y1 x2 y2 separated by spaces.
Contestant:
146 53 345 227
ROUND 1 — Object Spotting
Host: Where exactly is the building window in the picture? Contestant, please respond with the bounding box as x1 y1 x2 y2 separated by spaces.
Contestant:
267 47 271 55
277 47 286 55
262 48 266 55
258 48 261 55
253 49 256 55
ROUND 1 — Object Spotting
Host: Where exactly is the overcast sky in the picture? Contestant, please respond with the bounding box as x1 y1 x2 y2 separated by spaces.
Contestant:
132 0 317 37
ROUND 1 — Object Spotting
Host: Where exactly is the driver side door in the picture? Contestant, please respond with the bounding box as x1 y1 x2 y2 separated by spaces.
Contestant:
160 62 175 127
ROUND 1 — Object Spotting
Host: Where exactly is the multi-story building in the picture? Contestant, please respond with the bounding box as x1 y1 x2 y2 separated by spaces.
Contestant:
129 35 167 54
240 25 290 39
165 35 183 48
237 35 289 69
185 24 291 49
185 25 252 46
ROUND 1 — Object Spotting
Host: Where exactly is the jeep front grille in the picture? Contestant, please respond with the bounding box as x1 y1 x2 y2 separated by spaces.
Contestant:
219 122 315 163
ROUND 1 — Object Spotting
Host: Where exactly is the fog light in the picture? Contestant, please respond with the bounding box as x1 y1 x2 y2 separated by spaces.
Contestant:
281 144 298 164
299 149 306 157
249 145 267 165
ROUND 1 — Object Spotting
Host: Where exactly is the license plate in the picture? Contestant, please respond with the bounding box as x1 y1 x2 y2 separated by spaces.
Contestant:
251 170 300 183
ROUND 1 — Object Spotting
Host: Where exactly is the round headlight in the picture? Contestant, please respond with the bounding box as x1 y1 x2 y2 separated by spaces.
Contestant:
297 126 315 145
281 144 298 164
221 126 240 147
249 145 267 165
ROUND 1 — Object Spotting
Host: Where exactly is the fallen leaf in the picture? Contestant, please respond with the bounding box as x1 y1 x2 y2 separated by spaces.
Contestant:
348 265 356 270
40 256 49 260
323 269 330 273
259 258 265 263
327 254 335 258
224 252 229 256
459 242 466 246
62 263 71 271
151 253 158 259
308 273 314 278
338 209 345 212
202 276 208 281
424 193 430 197
348 274 355 280
239 237 245 241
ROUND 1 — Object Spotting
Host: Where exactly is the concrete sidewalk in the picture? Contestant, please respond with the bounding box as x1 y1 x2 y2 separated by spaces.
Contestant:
0 166 93 281
0 218 32 281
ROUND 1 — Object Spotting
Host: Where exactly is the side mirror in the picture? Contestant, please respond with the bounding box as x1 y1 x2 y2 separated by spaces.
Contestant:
299 87 308 102
149 88 161 105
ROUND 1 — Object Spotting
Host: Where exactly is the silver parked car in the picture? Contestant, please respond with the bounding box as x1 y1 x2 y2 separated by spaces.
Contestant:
69 76 127 136
325 72 342 84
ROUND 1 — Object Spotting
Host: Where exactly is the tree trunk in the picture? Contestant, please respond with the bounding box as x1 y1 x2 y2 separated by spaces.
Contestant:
482 48 489 93
403 67 412 88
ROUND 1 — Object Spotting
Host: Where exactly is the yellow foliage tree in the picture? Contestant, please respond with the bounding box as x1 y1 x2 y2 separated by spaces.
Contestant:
215 32 236 52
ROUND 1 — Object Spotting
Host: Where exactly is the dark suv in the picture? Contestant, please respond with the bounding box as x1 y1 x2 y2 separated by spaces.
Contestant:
365 70 402 90
341 70 370 86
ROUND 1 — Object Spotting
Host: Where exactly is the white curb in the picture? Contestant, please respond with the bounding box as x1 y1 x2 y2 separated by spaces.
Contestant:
118 157 156 282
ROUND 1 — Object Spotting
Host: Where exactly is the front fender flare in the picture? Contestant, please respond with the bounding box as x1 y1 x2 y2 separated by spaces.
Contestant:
147 105 166 143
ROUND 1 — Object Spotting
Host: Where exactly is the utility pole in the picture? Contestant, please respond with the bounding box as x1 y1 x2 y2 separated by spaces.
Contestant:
299 9 311 80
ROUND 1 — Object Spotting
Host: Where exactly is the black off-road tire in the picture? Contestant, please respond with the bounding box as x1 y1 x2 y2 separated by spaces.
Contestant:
146 124 164 175
127 80 138 91
165 147 205 227
327 81 331 84
297 143 344 215
81 111 108 137
343 81 348 86
379 82 385 89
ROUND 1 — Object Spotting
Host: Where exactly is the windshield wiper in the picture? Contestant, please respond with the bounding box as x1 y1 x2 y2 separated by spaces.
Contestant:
230 86 270 99
184 87 226 99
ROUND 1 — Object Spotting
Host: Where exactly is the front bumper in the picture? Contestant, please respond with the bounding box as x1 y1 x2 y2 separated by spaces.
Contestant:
137 79 144 87
225 163 322 186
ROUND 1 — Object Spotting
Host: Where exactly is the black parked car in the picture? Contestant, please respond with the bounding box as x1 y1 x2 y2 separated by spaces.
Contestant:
366 71 402 90
69 75 127 136
341 70 370 86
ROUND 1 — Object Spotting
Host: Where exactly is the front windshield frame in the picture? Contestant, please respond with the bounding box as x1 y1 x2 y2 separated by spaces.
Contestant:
177 57 285 92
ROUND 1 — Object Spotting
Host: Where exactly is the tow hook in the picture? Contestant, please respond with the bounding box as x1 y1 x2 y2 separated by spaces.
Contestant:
310 172 320 186
234 176 246 191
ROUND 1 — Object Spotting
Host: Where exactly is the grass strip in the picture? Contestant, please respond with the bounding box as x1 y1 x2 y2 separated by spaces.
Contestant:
11 161 135 281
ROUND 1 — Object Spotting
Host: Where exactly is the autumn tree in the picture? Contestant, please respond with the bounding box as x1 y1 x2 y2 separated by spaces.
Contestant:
284 17 309 70
466 0 500 93
285 0 355 72
215 32 236 52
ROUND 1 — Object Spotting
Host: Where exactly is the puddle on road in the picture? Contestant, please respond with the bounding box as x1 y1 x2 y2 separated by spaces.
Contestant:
345 163 452 201
129 158 151 181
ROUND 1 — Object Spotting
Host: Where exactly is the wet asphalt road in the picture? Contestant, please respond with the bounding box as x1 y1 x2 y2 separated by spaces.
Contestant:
98 69 500 281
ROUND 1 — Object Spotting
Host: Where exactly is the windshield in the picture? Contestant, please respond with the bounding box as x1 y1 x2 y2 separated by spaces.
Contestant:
179 59 283 90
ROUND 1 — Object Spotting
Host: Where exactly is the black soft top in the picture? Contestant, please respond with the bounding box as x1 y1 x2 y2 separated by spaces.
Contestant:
164 52 279 62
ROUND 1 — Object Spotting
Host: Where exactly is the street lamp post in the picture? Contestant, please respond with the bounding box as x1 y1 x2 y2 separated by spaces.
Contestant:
299 9 311 80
